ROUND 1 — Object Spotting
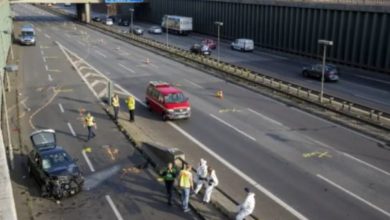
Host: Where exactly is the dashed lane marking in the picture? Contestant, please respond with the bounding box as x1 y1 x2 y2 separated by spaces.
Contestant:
209 113 256 141
44 33 51 39
184 79 203 89
58 103 64 113
105 195 124 220
82 150 95 172
317 174 390 218
342 153 390 176
247 108 284 126
48 74 53 82
119 63 135 73
95 50 107 58
67 122 76 137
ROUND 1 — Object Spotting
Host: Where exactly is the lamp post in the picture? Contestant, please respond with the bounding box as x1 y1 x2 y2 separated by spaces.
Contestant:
129 8 134 37
214 21 223 65
318 39 333 103
165 15 169 47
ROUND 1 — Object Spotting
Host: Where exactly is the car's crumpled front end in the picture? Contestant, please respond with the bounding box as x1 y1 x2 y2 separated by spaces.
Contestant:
48 173 84 199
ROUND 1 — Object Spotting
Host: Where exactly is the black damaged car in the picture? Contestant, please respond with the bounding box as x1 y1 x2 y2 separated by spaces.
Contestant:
27 129 84 199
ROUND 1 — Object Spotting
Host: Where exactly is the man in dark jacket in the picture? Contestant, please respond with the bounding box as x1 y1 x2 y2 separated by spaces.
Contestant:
160 162 177 206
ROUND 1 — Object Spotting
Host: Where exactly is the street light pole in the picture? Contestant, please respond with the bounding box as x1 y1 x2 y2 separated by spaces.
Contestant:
129 8 134 37
318 39 333 103
165 16 169 47
214 21 223 65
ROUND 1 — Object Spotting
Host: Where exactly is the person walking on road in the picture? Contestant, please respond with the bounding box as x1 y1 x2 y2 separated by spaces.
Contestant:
83 112 97 142
160 162 177 206
178 164 193 212
112 94 120 121
194 158 208 195
125 95 136 122
203 166 218 204
236 187 256 220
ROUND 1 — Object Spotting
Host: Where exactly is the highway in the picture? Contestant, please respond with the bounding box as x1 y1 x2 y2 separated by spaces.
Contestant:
59 4 390 114
12 4 390 220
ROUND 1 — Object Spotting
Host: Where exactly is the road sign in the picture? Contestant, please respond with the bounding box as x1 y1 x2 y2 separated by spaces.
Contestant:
105 0 143 3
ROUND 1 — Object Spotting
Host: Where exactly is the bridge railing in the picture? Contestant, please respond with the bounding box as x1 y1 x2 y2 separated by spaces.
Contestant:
264 0 390 5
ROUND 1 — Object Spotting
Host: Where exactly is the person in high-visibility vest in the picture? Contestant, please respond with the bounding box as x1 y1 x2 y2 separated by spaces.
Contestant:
178 164 193 212
112 94 120 121
125 95 136 122
160 162 178 206
83 112 96 141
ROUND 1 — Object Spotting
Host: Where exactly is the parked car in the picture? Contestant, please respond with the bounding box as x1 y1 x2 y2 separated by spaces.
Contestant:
92 16 102 22
108 15 116 23
231 38 254 52
27 129 84 199
103 18 113 26
190 44 211 55
129 26 144 35
145 81 191 120
148 26 163 34
201 39 216 49
118 19 130 26
302 64 339 82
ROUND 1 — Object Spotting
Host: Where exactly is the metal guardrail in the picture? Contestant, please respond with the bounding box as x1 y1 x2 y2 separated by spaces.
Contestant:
258 0 390 5
40 6 390 132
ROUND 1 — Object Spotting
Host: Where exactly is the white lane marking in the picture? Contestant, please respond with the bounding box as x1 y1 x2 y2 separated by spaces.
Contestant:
95 50 107 58
59 43 307 220
105 195 124 220
210 113 256 141
169 122 308 220
184 79 203 88
90 80 105 88
82 150 96 172
317 174 390 217
352 94 390 106
67 122 76 137
44 64 48 71
36 27 41 32
44 34 51 39
40 50 44 56
119 63 135 73
48 74 53 82
247 108 284 126
58 103 64 113
342 153 390 176
97 87 108 98
355 75 390 86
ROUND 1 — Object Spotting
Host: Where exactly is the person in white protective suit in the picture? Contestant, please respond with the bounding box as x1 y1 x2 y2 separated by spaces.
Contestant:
203 166 218 203
194 158 208 194
236 187 256 220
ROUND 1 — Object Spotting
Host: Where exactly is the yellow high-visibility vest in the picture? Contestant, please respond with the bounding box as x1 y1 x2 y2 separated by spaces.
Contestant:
112 96 120 107
85 116 95 126
179 170 192 188
126 96 135 110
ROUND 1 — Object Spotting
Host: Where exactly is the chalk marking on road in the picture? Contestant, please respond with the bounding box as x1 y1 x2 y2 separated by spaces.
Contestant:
342 153 390 176
58 103 65 113
105 195 124 220
169 122 307 220
48 74 53 82
47 69 61 73
210 113 256 141
44 33 51 39
29 87 58 130
184 79 203 89
67 122 76 137
82 150 95 172
119 63 135 73
247 108 284 126
7 97 28 113
317 174 390 217
95 50 107 58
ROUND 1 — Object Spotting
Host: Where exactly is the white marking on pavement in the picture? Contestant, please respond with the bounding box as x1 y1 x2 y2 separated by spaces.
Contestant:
119 63 135 73
97 87 108 98
67 122 76 137
44 33 51 39
40 50 44 56
44 64 48 71
210 113 256 141
352 94 390 106
342 153 390 176
355 75 390 86
169 122 308 220
317 174 390 217
36 27 41 32
105 195 124 220
90 80 105 88
58 103 64 113
48 74 53 82
95 50 107 58
247 108 284 126
82 150 95 172
184 79 203 88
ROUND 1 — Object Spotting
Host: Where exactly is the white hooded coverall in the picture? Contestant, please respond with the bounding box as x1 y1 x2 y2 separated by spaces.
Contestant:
203 169 218 203
236 192 255 220
194 158 208 194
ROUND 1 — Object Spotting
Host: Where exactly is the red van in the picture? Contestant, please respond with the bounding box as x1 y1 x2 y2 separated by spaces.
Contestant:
145 81 191 121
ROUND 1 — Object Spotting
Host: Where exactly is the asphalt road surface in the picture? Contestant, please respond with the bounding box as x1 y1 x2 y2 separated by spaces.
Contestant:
59 4 390 114
11 4 390 220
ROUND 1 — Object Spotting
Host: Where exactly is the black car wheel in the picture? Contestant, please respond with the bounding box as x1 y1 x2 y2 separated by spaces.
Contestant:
162 112 168 121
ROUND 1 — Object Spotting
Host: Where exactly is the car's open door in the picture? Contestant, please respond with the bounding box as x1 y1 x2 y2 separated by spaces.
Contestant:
30 129 56 151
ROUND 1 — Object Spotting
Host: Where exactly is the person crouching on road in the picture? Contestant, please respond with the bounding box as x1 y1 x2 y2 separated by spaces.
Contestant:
194 158 208 195
178 164 193 212
112 93 120 121
236 187 256 220
203 166 218 204
84 112 97 142
125 95 136 122
160 162 177 206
